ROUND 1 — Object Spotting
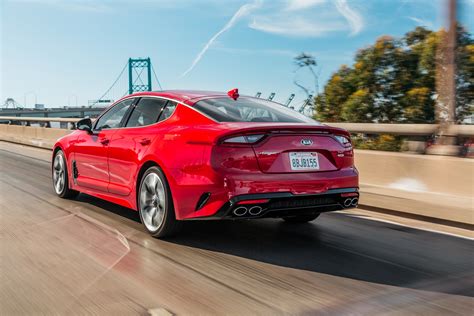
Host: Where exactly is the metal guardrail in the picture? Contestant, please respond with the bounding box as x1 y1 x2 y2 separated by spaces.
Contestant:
0 116 82 123
0 116 82 129
328 123 473 137
327 123 438 136
0 116 473 136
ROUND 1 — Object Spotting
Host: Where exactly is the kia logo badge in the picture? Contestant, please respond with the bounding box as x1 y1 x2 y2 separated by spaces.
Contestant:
301 139 313 146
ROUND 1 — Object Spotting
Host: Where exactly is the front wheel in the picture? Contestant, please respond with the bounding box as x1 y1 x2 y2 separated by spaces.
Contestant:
283 213 320 223
52 150 79 199
138 166 182 238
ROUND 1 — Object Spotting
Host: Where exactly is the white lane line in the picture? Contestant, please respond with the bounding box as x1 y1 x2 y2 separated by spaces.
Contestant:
345 212 474 241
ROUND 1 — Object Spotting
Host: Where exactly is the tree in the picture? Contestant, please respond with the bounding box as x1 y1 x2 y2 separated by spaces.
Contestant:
293 53 319 113
315 25 473 123
455 26 474 122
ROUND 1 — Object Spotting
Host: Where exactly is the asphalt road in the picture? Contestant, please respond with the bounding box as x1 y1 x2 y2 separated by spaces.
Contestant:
0 142 473 315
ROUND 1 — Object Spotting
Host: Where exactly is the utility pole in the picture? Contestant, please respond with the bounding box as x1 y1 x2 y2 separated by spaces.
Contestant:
430 0 458 155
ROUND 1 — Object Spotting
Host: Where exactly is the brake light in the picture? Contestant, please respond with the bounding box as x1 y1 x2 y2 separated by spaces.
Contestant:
222 134 266 144
334 135 351 147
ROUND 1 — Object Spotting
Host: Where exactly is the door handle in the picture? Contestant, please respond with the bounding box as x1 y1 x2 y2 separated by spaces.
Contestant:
139 138 151 146
100 138 110 145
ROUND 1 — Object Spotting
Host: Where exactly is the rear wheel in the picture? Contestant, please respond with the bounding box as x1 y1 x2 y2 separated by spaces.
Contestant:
138 166 182 238
283 213 320 223
52 150 79 199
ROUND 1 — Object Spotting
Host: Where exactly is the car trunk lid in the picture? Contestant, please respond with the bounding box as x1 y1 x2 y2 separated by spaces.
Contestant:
217 123 352 174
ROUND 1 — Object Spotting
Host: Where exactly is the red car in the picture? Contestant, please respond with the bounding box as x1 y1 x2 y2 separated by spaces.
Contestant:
52 90 359 237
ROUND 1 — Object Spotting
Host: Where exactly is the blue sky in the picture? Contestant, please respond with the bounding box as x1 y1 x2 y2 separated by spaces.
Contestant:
1 0 473 109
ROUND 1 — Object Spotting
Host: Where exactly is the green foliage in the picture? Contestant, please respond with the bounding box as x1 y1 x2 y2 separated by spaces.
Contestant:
341 88 372 122
315 26 473 123
352 134 402 152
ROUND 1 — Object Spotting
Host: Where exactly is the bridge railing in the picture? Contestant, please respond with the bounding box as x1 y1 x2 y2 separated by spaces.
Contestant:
1 116 473 136
0 116 82 129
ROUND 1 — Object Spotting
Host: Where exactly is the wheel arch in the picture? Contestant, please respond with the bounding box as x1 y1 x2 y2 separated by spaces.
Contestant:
135 160 176 212
135 160 159 199
51 144 65 168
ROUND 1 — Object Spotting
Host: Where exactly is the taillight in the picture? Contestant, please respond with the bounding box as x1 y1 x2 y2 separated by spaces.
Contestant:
334 135 351 147
221 134 266 145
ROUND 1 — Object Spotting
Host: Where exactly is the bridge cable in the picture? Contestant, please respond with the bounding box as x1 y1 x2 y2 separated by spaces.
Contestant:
151 63 163 90
91 61 128 106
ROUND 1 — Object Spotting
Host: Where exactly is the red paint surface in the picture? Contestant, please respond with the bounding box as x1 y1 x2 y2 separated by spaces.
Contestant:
53 91 358 220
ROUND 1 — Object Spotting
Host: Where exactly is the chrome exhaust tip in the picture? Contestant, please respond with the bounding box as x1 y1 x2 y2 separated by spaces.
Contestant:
233 206 248 217
351 197 359 206
248 206 263 216
343 198 352 208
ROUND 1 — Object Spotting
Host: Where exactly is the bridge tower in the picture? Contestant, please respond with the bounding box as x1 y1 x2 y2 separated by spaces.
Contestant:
128 58 152 94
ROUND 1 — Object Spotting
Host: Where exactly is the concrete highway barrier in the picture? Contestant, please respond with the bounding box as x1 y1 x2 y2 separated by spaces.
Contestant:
0 124 472 226
0 125 70 149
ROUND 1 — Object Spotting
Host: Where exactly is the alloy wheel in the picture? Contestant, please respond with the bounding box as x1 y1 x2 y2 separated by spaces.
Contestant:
53 153 66 195
139 173 167 232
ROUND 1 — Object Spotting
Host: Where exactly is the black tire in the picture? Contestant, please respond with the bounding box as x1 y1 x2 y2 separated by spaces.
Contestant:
283 213 320 223
52 150 79 199
137 166 182 238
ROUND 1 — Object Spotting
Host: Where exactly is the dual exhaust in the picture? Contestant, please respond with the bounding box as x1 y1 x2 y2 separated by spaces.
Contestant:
233 205 264 217
343 197 358 208
233 196 358 216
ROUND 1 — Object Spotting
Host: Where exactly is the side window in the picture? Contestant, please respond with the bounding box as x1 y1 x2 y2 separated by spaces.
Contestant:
126 98 167 127
95 99 133 130
158 101 177 122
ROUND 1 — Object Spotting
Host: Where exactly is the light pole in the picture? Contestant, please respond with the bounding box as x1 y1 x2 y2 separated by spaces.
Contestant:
68 94 78 107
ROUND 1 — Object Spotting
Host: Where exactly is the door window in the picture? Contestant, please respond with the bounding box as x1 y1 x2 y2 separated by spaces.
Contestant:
126 98 167 127
158 101 177 122
95 99 134 130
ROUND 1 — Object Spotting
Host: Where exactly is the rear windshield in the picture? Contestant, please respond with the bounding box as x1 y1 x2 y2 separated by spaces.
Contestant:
193 97 316 123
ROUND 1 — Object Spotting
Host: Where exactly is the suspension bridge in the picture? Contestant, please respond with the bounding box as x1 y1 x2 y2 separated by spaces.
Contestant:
2 57 313 115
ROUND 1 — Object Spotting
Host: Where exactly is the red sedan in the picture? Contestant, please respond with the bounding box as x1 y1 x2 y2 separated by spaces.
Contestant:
52 90 359 237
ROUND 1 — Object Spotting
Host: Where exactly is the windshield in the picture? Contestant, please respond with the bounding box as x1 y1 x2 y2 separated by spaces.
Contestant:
193 97 317 123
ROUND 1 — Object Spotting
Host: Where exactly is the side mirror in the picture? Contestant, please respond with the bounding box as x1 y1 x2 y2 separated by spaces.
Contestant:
77 118 92 133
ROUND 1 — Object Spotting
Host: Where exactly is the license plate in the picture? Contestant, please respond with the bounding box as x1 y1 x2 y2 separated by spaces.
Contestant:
289 152 319 171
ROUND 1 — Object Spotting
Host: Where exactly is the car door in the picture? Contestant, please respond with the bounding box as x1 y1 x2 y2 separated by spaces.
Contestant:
74 98 135 192
107 98 175 196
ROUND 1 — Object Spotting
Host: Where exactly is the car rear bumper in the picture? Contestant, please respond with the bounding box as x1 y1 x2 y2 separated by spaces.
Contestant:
188 187 359 220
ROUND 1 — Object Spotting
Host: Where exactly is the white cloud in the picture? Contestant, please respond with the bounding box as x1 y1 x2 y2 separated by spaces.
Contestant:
407 16 434 29
180 0 262 77
249 15 346 37
249 0 363 38
334 0 363 36
178 0 366 75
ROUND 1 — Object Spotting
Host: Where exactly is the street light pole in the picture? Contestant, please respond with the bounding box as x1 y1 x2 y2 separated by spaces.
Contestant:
68 94 78 107
23 91 37 108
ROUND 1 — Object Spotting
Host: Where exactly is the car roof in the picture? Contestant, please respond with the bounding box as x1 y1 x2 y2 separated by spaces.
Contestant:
127 90 231 104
